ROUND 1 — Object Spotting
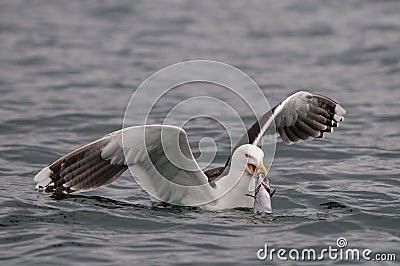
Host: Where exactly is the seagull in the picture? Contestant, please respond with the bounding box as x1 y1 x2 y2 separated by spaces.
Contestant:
33 91 346 210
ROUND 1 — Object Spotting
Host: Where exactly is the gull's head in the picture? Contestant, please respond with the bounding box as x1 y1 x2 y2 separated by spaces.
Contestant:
233 144 267 178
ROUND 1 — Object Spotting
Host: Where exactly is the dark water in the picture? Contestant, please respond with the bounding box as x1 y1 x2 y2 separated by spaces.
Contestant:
1 0 399 265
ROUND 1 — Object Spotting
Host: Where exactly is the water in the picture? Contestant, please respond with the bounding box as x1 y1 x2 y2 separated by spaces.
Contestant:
1 0 399 265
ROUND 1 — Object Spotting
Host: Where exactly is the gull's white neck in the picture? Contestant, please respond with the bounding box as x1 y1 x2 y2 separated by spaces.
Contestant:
202 155 254 210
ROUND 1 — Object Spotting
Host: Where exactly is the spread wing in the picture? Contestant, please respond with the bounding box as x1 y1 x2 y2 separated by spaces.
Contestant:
33 133 128 194
235 91 347 148
211 91 347 178
34 125 214 204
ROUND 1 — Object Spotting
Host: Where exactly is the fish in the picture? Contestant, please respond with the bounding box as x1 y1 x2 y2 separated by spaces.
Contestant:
246 172 275 214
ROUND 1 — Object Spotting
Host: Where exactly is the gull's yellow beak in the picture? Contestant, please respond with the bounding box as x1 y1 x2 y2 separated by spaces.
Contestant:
259 163 268 175
250 162 268 179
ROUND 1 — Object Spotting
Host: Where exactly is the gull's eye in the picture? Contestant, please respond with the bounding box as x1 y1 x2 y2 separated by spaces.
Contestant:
245 153 251 158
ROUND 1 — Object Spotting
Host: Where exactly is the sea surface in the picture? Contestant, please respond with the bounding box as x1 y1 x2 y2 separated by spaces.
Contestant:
0 0 399 265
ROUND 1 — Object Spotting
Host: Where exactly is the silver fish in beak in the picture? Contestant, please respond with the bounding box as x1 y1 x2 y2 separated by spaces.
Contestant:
252 172 275 214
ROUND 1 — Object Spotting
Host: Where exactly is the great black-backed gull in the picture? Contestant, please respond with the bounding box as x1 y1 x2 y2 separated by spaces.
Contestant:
33 91 346 210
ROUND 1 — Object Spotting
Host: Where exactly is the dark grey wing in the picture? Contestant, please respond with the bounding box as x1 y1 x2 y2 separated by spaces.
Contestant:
204 167 225 183
33 130 128 193
208 91 347 179
235 91 347 148
34 125 213 203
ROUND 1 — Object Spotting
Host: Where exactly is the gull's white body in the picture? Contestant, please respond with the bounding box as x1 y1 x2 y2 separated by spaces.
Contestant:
202 144 265 210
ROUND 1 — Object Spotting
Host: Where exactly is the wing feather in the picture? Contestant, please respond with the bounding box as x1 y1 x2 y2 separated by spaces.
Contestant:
284 126 301 142
227 90 346 152
212 91 346 179
34 125 213 205
277 127 291 144
294 119 320 138
251 91 347 146
289 125 310 141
